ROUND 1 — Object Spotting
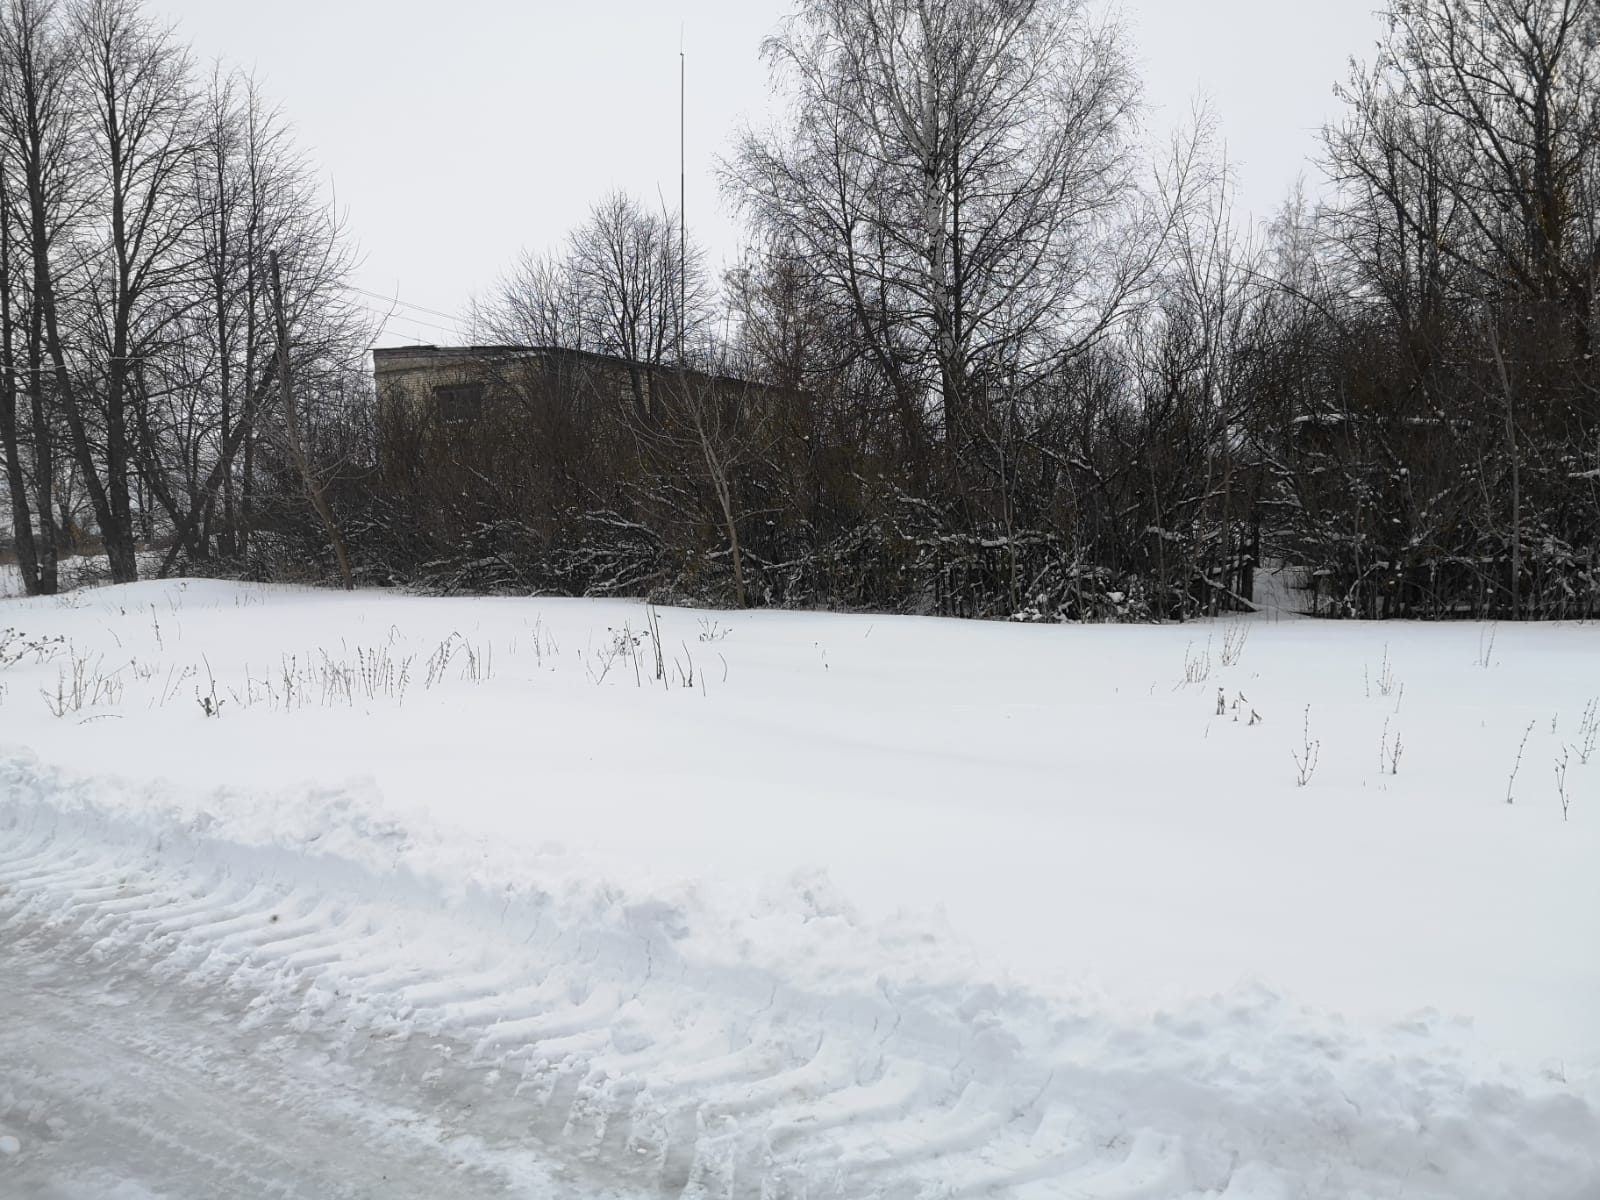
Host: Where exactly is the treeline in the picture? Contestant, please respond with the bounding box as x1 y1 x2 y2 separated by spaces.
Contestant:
378 0 1597 619
0 0 369 596
5 0 1598 622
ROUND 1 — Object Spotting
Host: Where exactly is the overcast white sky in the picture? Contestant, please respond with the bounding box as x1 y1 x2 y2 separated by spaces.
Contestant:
151 0 1383 348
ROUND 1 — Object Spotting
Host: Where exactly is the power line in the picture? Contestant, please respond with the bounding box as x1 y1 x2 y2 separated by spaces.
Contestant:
346 286 465 326
347 302 462 338
1 303 463 372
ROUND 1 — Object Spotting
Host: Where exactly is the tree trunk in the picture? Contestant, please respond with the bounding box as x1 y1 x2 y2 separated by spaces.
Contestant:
0 192 42 594
28 302 57 594
32 228 127 581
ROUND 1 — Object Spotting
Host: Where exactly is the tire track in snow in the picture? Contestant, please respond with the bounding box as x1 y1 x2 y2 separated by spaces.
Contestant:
0 828 1211 1199
1 784 1593 1200
0 920 607 1199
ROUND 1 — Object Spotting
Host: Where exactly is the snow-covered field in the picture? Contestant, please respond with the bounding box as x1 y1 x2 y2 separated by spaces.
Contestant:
1 579 1596 1198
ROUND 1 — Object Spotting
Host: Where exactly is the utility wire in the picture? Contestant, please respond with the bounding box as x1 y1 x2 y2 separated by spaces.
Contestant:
347 302 461 338
0 303 464 374
346 286 466 326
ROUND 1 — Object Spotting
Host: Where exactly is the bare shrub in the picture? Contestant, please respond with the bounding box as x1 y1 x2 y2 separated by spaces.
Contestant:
1292 706 1321 787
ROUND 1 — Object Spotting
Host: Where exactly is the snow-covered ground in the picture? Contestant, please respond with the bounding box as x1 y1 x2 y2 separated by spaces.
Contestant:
1 580 1596 1198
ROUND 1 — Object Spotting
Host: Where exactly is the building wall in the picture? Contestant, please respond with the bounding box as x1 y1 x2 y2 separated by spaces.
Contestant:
372 345 772 428
373 347 511 418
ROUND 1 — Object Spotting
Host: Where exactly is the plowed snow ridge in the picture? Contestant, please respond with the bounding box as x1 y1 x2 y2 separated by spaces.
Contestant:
1 754 1593 1200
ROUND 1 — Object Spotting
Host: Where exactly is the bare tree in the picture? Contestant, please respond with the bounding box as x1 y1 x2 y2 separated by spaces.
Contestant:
136 68 356 570
632 366 775 608
54 0 200 581
728 0 1148 470
1387 0 1600 353
0 156 43 590
268 247 351 588
470 246 586 351
723 244 832 391
1308 0 1600 618
568 191 711 414
0 0 82 594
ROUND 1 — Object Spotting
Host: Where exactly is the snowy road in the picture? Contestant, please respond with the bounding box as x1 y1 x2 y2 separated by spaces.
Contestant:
0 914 643 1200
3 770 1595 1200
0 804 1231 1200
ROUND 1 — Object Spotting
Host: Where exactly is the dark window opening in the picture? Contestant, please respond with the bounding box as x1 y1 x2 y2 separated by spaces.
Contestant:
434 382 485 423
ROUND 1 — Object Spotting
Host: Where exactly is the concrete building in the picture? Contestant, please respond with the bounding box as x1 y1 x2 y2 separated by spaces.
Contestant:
372 345 770 427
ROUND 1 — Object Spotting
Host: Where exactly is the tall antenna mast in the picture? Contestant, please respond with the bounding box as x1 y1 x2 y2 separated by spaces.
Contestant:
680 32 687 362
